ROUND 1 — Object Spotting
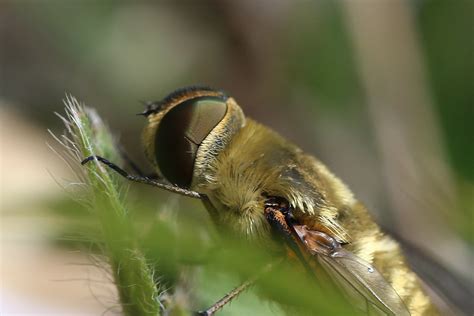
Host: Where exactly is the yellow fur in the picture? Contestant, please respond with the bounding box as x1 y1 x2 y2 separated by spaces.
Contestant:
194 119 437 315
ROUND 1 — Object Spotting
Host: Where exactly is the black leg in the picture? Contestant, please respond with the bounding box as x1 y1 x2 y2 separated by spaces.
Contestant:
194 279 254 316
195 263 275 316
81 155 202 199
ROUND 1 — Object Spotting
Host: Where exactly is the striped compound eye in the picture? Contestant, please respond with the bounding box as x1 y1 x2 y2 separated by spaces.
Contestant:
154 96 227 188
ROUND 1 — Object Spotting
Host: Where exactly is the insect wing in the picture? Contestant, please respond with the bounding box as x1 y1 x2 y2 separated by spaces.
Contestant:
292 225 410 316
319 250 410 316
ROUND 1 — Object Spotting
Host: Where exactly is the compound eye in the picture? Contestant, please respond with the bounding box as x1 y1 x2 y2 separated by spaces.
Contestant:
155 96 227 188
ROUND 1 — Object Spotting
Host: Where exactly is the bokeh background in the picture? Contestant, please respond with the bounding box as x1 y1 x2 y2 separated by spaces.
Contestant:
1 1 472 315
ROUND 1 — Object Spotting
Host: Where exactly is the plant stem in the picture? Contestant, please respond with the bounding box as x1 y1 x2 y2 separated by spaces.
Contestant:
57 96 161 315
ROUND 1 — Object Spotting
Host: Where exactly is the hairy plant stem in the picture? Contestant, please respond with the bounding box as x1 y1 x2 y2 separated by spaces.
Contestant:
56 96 161 315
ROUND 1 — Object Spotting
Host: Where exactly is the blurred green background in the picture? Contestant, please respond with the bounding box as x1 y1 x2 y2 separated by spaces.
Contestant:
1 1 472 315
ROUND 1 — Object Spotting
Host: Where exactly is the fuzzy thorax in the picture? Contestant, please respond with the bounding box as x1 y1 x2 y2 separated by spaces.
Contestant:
194 119 435 314
194 119 356 243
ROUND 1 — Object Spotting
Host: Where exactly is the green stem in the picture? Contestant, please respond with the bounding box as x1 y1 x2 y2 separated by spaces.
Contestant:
59 96 161 315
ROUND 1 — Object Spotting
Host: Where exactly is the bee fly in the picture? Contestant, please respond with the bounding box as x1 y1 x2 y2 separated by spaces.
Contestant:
82 86 439 315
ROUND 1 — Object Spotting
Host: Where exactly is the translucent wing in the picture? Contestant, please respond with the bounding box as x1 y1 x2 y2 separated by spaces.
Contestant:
292 225 410 316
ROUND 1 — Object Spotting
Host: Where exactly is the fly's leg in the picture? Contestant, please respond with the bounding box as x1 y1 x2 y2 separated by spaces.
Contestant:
194 263 276 316
194 279 254 316
81 155 202 199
